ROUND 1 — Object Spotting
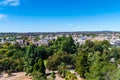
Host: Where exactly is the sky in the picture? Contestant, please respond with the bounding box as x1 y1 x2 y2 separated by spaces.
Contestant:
0 0 120 32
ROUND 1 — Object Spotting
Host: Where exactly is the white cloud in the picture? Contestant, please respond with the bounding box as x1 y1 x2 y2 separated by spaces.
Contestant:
0 0 20 6
76 26 82 28
68 24 73 26
0 14 7 20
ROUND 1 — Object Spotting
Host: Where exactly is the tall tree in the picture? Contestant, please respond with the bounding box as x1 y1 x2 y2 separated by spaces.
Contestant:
24 44 39 75
75 52 89 78
61 35 77 54
32 58 46 80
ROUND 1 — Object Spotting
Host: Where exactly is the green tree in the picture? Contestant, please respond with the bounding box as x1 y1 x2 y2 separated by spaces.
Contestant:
0 58 13 72
32 58 46 80
61 35 77 54
58 63 67 78
37 46 48 59
65 71 78 80
47 51 74 70
86 61 115 80
24 44 39 75
111 69 120 80
75 52 89 78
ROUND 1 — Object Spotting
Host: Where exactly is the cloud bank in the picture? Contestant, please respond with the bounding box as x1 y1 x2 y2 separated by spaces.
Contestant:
0 0 20 6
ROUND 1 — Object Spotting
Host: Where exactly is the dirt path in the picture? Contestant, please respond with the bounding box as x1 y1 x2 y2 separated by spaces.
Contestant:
70 69 83 80
55 74 64 80
46 69 64 80
0 70 82 80
0 72 31 80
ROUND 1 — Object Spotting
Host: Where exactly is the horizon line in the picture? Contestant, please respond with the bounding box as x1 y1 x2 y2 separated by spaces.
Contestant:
0 30 120 33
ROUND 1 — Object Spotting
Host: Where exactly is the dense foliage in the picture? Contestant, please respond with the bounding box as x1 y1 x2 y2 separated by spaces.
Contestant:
0 43 25 73
32 58 46 80
75 40 120 80
1 36 120 80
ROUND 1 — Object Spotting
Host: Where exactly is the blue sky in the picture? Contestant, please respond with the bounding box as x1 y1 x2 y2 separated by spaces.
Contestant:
0 0 120 32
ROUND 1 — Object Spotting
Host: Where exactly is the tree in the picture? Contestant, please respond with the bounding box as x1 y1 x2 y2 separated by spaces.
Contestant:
111 69 120 80
37 46 48 60
85 40 94 48
58 63 67 78
51 35 77 54
32 58 46 80
0 58 13 72
51 36 66 53
47 51 74 70
94 44 103 53
24 44 39 75
75 52 89 78
85 50 115 80
65 71 78 80
81 40 94 52
61 35 77 54
86 61 115 80
101 40 111 49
